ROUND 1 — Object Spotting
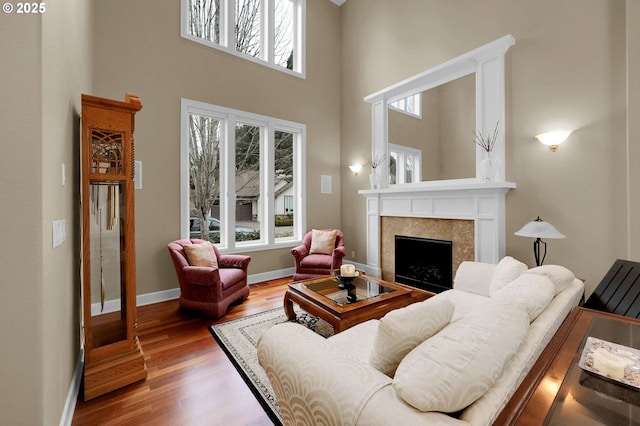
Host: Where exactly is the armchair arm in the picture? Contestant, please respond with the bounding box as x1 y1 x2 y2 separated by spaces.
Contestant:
218 254 251 272
257 323 391 426
182 266 221 286
332 246 346 270
290 244 308 261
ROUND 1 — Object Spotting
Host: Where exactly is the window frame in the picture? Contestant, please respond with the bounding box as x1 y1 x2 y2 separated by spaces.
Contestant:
181 98 306 253
181 0 306 78
389 143 422 185
389 93 422 119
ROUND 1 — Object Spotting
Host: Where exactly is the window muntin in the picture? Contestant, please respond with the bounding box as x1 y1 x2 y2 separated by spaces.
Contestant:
182 0 305 76
181 99 305 252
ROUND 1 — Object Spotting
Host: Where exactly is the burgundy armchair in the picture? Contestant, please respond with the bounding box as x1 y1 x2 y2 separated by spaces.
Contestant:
167 239 251 318
291 230 346 281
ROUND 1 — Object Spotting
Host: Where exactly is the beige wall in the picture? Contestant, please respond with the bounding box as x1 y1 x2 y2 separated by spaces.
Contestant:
91 0 342 295
0 0 91 424
341 0 633 296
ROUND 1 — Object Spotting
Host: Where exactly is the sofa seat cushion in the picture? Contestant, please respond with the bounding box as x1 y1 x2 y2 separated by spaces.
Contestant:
369 297 454 377
328 319 379 364
435 289 490 321
493 273 555 321
489 256 527 296
393 301 530 413
218 268 246 289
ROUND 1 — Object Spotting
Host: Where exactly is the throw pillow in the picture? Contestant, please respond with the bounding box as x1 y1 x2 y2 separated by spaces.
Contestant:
453 261 496 297
393 301 529 413
369 297 454 377
309 229 338 255
492 273 555 322
489 256 527 297
523 264 576 295
183 243 218 268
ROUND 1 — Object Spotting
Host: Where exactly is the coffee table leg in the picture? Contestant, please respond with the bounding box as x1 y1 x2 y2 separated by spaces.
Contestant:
284 292 296 321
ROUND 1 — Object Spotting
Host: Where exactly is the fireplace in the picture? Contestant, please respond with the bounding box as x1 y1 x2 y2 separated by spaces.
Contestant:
395 235 453 294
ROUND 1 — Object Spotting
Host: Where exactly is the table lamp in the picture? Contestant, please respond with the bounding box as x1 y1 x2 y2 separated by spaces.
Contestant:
514 216 566 266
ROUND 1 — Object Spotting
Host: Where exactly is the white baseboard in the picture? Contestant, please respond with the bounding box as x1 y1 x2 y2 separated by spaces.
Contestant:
59 349 84 426
91 268 295 314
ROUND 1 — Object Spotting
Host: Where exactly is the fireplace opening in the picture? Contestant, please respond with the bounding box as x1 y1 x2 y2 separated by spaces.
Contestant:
395 235 453 294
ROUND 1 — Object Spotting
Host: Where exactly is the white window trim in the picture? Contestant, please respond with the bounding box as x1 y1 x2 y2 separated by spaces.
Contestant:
180 98 306 253
180 0 306 79
389 143 422 185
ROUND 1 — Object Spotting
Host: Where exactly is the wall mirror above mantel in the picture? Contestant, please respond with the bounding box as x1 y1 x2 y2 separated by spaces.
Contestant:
364 34 516 188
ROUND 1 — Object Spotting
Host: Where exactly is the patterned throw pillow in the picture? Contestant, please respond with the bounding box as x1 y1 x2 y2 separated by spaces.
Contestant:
183 243 218 268
369 297 453 377
523 264 576 295
309 229 338 255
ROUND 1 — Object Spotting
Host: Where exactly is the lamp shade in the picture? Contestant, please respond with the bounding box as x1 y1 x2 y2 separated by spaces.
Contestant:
514 217 565 239
535 130 572 152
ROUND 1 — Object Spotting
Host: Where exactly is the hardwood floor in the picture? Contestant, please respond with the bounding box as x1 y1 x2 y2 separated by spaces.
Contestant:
72 278 291 426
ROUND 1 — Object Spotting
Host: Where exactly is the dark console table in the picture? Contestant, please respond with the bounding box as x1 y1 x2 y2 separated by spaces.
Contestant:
496 307 640 425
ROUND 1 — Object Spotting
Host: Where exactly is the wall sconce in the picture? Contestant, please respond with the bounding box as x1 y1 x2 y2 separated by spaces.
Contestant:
514 216 566 266
349 164 363 176
535 130 572 152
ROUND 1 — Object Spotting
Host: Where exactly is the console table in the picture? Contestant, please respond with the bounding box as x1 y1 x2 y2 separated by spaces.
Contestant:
496 307 640 425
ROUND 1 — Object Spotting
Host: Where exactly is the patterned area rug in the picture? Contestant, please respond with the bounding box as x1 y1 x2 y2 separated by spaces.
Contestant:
209 307 333 425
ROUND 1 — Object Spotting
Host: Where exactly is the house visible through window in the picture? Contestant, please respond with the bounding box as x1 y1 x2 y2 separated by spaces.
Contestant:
181 98 305 251
182 0 306 77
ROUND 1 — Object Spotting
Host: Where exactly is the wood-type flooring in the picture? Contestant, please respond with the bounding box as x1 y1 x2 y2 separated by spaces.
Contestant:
72 278 290 426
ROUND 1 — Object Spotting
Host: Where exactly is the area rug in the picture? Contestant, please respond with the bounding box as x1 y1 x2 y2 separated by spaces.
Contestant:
209 308 333 425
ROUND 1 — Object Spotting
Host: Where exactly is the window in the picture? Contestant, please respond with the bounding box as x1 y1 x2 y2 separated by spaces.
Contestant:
389 143 421 185
182 0 306 77
181 98 306 251
389 93 421 118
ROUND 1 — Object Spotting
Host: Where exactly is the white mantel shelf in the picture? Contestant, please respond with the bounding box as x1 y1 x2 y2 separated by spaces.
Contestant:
359 180 516 276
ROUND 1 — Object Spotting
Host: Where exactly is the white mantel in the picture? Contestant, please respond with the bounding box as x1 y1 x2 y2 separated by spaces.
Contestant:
359 180 516 276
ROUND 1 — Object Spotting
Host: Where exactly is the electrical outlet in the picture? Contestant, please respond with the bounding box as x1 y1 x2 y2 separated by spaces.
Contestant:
351 251 356 258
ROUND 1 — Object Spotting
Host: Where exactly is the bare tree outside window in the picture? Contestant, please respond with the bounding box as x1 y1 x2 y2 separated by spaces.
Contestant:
274 0 294 69
189 114 220 241
188 0 220 43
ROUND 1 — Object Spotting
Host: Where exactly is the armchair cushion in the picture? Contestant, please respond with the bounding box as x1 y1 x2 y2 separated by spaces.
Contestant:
183 243 218 268
309 229 338 255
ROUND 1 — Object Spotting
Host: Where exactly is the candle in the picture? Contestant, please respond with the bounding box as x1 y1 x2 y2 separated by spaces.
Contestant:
340 264 356 277
592 347 629 380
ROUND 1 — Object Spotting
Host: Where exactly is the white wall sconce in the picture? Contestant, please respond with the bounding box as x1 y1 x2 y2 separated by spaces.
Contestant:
349 164 363 176
535 130 572 152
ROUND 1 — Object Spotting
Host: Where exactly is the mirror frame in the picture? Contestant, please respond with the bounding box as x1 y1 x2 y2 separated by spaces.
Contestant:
364 34 515 188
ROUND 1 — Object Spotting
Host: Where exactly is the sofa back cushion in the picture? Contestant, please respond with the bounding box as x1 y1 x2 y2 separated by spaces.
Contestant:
369 297 453 377
393 301 529 413
489 256 528 296
492 274 555 321
523 264 576 295
453 261 496 297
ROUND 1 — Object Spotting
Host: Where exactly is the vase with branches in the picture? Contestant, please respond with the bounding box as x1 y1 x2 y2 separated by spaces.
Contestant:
366 153 386 189
473 122 500 182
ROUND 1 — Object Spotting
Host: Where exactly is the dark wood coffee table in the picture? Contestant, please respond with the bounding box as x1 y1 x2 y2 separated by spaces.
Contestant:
284 274 431 333
496 307 640 425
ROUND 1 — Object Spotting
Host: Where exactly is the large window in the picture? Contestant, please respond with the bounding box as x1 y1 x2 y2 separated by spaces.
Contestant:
181 99 306 251
182 0 306 77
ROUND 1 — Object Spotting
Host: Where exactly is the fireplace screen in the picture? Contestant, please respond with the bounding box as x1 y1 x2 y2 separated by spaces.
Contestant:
395 236 453 293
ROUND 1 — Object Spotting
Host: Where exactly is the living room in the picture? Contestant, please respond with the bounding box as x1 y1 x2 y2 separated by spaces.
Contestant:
2 0 640 424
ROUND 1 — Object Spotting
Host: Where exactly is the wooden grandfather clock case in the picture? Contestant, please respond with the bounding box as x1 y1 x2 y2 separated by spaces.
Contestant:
81 93 147 400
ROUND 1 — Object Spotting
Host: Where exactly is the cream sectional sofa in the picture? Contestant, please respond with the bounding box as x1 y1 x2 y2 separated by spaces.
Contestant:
257 257 584 425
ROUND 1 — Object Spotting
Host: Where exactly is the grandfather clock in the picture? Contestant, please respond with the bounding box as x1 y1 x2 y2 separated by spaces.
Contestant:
81 93 147 400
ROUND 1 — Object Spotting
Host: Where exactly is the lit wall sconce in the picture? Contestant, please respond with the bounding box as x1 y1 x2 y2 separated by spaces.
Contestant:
514 216 566 266
535 130 572 152
349 164 363 176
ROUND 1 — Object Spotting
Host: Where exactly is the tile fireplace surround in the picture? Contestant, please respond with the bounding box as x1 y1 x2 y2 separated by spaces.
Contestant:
360 180 516 277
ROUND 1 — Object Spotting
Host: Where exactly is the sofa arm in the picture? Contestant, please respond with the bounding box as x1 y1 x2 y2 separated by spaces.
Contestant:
218 254 251 272
183 266 220 286
258 323 392 426
290 244 308 261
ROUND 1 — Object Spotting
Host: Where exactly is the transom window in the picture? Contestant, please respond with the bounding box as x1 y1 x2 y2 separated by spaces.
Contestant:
182 0 306 77
181 98 306 252
389 93 421 118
